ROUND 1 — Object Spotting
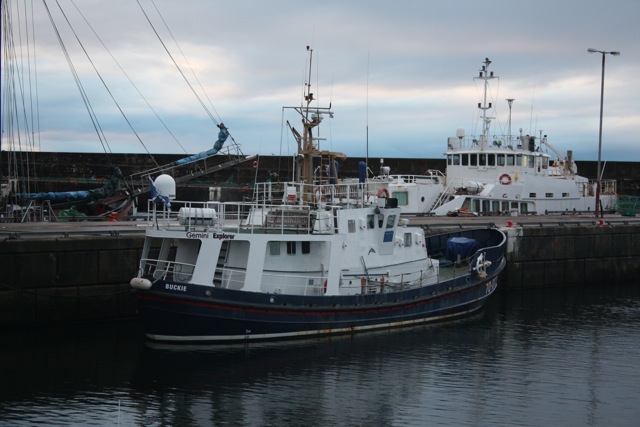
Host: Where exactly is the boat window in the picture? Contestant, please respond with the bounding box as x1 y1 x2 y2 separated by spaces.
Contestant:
515 154 522 166
462 154 469 166
491 200 500 212
529 193 536 198
510 202 519 209
497 154 505 166
404 232 412 247
348 219 356 233
386 214 396 229
487 154 495 166
302 241 310 254
392 191 408 206
562 192 569 197
545 193 553 198
507 154 514 166
470 154 477 166
542 157 549 169
287 241 296 255
528 155 535 168
502 201 509 212
453 154 461 165
472 199 480 212
447 154 453 165
378 213 384 228
479 154 486 166
367 214 375 229
521 203 529 213
482 199 490 212
269 241 280 255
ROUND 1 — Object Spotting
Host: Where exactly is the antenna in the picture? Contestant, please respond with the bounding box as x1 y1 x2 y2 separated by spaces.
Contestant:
366 51 370 175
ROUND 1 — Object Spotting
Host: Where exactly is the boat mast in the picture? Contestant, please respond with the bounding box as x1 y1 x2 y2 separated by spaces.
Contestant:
476 58 497 150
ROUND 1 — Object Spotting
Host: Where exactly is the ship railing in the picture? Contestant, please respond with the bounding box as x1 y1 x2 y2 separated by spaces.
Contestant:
139 258 196 283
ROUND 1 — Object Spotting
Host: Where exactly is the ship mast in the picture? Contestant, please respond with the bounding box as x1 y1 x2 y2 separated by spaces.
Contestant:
475 58 497 150
285 47 345 195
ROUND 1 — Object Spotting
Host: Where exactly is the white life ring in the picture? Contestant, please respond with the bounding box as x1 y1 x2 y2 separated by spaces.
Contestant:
499 174 512 185
377 188 390 198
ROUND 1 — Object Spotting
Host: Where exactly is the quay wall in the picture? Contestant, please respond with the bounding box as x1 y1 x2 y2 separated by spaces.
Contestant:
2 151 639 196
0 235 142 327
1 223 639 327
504 223 640 289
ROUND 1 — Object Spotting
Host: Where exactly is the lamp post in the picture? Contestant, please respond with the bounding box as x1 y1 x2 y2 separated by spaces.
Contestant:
587 48 620 218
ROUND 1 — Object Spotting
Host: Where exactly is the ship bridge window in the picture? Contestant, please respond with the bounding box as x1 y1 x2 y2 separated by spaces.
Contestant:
447 154 452 165
479 154 486 166
488 154 496 166
542 157 549 169
367 214 375 229
392 191 408 206
269 241 280 255
507 155 515 166
516 154 522 166
453 154 461 165
302 241 310 254
470 154 477 166
386 214 396 229
287 241 296 255
404 232 412 247
497 154 505 166
527 155 535 168
462 154 469 166
378 213 384 228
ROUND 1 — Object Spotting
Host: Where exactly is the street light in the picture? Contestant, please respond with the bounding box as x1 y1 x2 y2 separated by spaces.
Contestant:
587 48 620 218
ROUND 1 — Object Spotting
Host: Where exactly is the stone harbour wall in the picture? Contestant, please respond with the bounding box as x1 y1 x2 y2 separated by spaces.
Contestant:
504 224 640 288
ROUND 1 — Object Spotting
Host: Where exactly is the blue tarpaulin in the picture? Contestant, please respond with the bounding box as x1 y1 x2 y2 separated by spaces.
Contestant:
445 237 480 262
174 124 229 166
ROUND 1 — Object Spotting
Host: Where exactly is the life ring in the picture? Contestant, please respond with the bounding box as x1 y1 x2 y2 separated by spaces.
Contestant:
474 253 491 279
252 160 258 168
377 188 390 198
499 174 512 185
314 186 325 202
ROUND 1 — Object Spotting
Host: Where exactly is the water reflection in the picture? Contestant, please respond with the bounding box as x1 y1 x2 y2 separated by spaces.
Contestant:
1 285 639 426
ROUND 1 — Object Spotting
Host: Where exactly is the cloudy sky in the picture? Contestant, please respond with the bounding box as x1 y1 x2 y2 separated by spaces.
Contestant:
2 0 638 163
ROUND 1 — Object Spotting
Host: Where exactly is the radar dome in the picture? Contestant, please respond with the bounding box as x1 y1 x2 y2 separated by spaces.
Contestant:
154 174 176 200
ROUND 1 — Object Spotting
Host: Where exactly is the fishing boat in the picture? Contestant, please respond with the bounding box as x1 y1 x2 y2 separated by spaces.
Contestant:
430 58 617 216
129 49 507 343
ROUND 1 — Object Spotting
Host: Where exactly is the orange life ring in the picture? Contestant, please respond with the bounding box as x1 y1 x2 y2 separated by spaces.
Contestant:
377 188 390 198
499 174 512 185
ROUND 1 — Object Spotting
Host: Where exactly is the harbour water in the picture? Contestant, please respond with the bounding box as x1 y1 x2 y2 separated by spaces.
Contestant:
1 284 639 426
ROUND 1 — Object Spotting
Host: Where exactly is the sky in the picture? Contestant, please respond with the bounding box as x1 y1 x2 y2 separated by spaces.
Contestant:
2 0 639 163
